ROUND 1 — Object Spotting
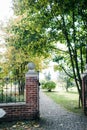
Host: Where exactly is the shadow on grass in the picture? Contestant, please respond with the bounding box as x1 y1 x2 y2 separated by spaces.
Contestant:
42 90 58 93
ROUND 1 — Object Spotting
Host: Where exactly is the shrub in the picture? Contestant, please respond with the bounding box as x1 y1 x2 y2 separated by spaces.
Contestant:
40 80 46 87
0 94 16 103
42 81 56 92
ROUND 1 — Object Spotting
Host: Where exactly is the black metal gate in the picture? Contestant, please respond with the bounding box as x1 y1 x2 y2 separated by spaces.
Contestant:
0 77 25 103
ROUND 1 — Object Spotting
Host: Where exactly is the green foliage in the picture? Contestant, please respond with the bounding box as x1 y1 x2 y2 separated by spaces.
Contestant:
56 71 75 92
44 72 51 81
64 76 75 92
5 0 87 103
40 80 46 89
42 81 56 92
0 94 16 103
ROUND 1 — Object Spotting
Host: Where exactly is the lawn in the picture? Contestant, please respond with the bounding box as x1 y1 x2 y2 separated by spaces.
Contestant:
44 89 83 115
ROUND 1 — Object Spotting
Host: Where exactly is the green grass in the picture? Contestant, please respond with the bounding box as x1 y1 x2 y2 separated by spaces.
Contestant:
44 90 83 115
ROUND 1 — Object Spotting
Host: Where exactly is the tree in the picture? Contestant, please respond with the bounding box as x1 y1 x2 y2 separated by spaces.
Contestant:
10 0 87 104
2 14 49 94
44 71 51 81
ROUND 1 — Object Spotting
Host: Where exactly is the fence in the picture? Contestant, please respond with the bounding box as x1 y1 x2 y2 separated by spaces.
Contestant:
0 77 25 103
0 63 39 122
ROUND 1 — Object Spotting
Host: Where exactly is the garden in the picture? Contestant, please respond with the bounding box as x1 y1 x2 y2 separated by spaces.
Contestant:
0 0 87 128
41 79 83 114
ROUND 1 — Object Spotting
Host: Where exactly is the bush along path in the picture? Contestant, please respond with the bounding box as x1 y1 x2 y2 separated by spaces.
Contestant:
0 90 87 130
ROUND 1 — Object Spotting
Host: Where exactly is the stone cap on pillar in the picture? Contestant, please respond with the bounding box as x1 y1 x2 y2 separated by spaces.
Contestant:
26 62 39 78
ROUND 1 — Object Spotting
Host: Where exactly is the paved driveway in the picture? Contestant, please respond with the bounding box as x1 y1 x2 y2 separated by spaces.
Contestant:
39 90 87 130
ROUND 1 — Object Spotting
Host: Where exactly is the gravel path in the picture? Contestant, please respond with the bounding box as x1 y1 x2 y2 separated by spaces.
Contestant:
39 90 87 130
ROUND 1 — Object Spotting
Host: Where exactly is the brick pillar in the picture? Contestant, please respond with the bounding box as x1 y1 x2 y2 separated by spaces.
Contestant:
25 62 39 119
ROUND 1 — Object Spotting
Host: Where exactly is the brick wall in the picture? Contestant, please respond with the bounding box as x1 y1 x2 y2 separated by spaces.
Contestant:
0 71 39 122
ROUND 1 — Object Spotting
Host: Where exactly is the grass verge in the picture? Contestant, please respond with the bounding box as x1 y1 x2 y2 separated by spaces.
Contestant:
44 90 83 115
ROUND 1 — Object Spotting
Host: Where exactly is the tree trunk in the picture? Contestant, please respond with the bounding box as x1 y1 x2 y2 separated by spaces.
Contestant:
61 14 83 105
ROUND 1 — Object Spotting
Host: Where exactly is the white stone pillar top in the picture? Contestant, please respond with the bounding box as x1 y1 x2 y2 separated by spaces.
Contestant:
26 62 39 78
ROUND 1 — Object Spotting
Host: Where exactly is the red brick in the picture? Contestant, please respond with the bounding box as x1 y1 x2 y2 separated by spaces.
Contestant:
0 74 39 122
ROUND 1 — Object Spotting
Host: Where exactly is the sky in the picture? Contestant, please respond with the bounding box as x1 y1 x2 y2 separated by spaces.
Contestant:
0 0 13 53
0 0 13 21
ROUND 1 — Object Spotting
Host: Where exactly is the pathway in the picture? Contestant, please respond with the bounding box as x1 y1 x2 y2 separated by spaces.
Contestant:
39 90 87 130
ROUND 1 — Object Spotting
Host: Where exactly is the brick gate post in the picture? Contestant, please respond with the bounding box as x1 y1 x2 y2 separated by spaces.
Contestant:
25 62 39 119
